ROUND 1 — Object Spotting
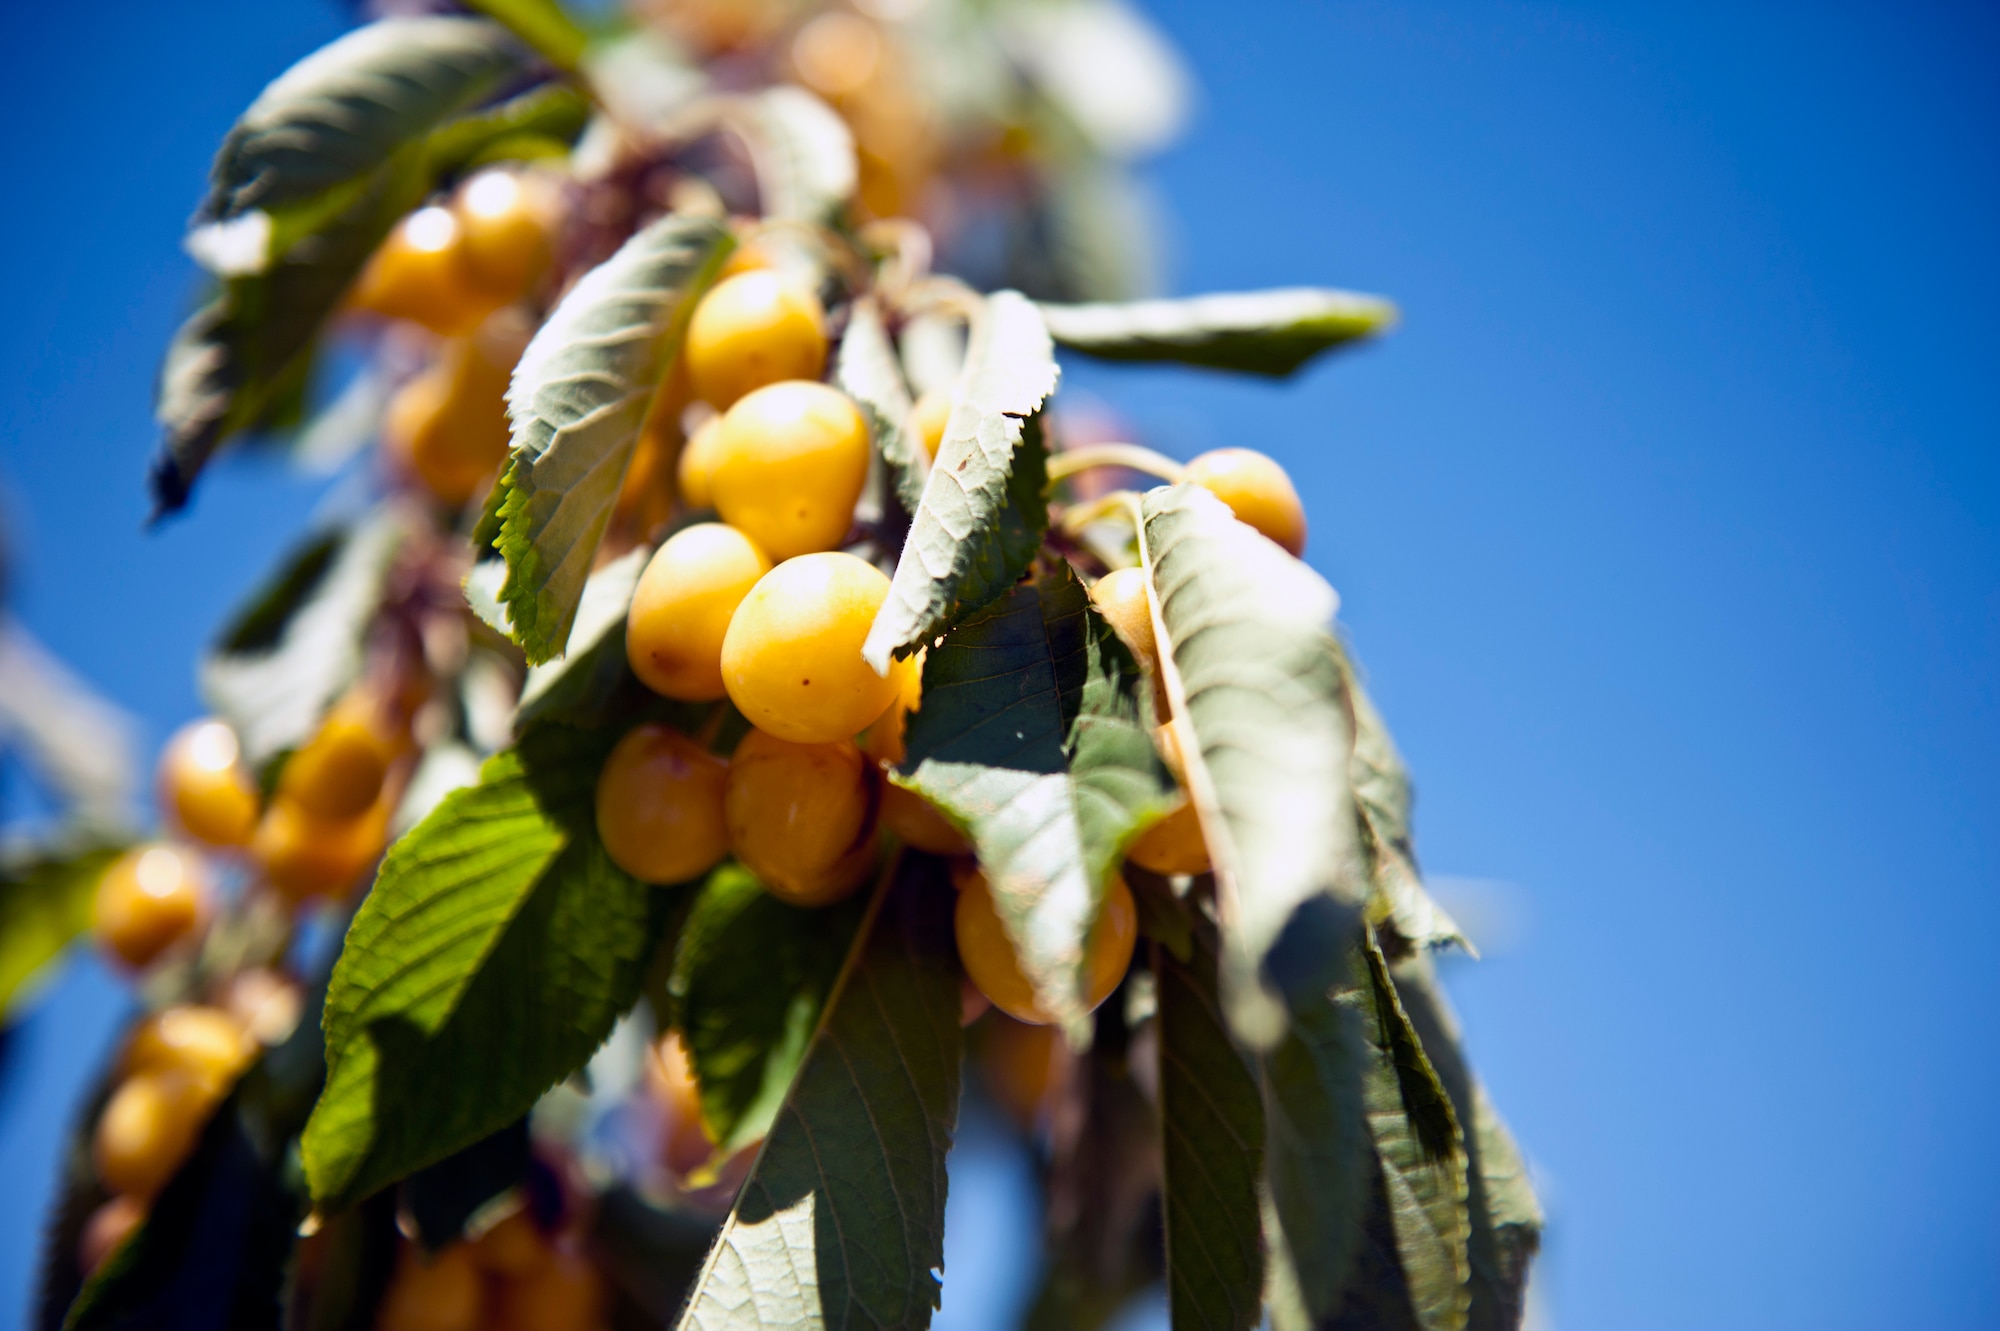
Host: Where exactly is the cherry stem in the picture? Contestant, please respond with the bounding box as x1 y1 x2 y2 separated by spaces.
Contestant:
1045 443 1188 486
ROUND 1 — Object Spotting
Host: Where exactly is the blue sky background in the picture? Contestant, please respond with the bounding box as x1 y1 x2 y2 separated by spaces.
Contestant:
2 2 1997 1329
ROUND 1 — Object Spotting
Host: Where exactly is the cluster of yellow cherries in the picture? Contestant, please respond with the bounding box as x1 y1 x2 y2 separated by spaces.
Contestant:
585 262 1311 1031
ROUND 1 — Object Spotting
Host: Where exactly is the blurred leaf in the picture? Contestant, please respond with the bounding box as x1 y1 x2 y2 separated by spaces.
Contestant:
835 297 927 512
1390 955 1541 1330
490 215 731 664
1357 939 1470 1331
739 87 857 224
464 0 588 73
514 545 649 729
1039 160 1161 303
0 620 138 830
1138 483 1359 1046
402 1119 532 1251
202 505 410 769
668 864 867 1157
305 725 674 1211
1340 650 1466 952
675 857 961 1330
0 842 125 1021
1156 931 1266 1330
863 291 1059 671
897 562 1172 1032
1040 288 1398 377
201 17 525 224
1123 864 1193 963
154 83 588 516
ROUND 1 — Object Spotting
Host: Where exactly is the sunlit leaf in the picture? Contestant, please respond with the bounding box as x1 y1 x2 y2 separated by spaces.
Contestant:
0 842 124 1023
863 291 1059 671
490 214 732 663
464 0 588 73
304 725 675 1211
1040 287 1398 377
675 857 960 1330
836 296 927 512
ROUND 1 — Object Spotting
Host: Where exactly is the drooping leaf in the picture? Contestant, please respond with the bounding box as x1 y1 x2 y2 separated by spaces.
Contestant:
463 0 588 73
668 864 868 1157
675 856 961 1330
513 545 649 730
1138 483 1359 1046
1356 938 1470 1331
1391 955 1541 1330
896 561 1173 1032
304 724 675 1211
1155 933 1266 1331
201 17 524 224
155 84 588 516
402 1119 533 1251
738 87 857 224
202 505 410 770
0 841 126 1021
0 619 138 831
835 296 927 512
1039 287 1398 377
1256 954 1373 1322
491 214 732 663
1339 649 1466 952
863 291 1060 671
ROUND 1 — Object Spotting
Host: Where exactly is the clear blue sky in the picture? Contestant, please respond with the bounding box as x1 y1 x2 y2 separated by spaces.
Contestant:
2 3 1996 1329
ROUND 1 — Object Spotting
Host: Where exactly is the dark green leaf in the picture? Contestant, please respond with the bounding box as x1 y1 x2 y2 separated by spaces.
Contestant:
863 291 1060 670
675 856 961 1330
836 296 927 513
201 17 524 223
0 842 125 1021
464 0 589 73
1339 648 1466 952
491 214 733 663
668 863 867 1157
1124 864 1194 963
739 87 857 224
1039 288 1398 377
402 1119 532 1251
1357 938 1470 1331
202 506 409 769
1139 483 1359 1046
897 561 1172 1032
304 724 674 1211
1391 955 1541 1330
1156 933 1266 1331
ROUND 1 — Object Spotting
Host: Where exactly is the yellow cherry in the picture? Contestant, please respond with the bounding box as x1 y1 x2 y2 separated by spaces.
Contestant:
489 1249 604 1331
123 1005 253 1093
684 270 827 409
594 724 730 884
857 650 923 767
469 1209 550 1279
377 1244 482 1331
1089 567 1157 665
385 317 528 507
453 168 554 303
1126 799 1211 876
93 845 208 971
252 790 391 905
720 552 898 745
93 1070 217 1200
625 523 773 702
954 868 1136 1026
349 206 491 336
1184 447 1307 556
879 783 969 855
156 718 259 849
709 381 870 561
909 388 952 461
279 693 401 821
676 414 726 510
724 728 877 907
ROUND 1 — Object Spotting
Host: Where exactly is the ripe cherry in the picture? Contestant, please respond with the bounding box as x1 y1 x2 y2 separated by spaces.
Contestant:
156 718 258 849
1184 447 1307 556
954 867 1137 1026
720 552 899 745
93 844 208 971
724 728 878 907
626 523 772 702
594 724 730 884
709 381 870 561
684 271 827 409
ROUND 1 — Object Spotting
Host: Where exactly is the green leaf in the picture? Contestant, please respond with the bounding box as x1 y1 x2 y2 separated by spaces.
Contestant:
1340 649 1467 952
202 505 410 768
464 0 589 73
1357 938 1470 1331
896 561 1173 1032
514 544 649 730
675 856 961 1330
739 87 857 224
0 842 125 1021
1256 966 1373 1322
491 214 733 663
835 296 928 513
669 864 868 1157
1156 932 1266 1331
200 17 525 224
154 82 586 516
304 724 674 1211
863 290 1060 671
1039 287 1398 377
1138 482 1360 1046
1390 955 1541 1330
